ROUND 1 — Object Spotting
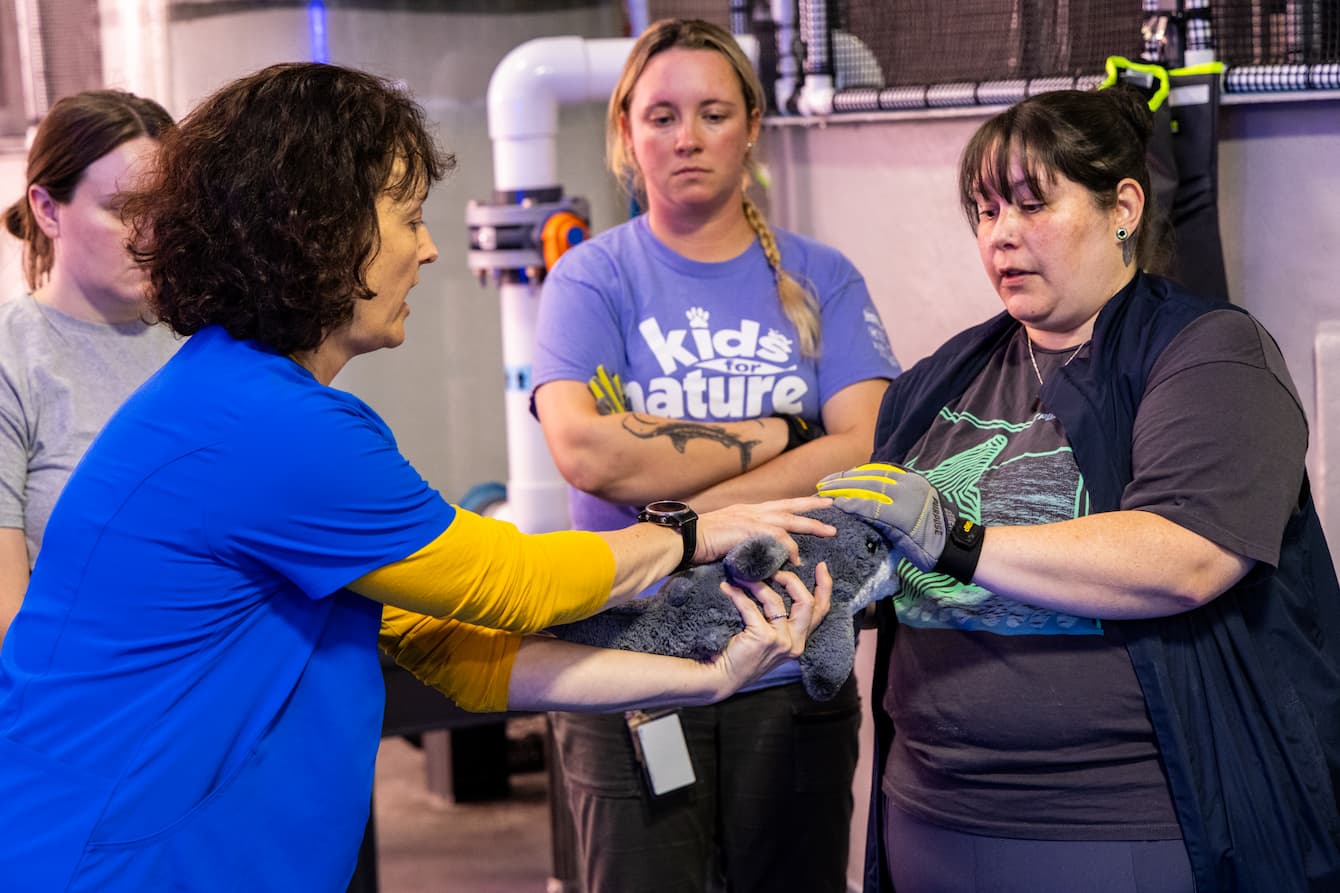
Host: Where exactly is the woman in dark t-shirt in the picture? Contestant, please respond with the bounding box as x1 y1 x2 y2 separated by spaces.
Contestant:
820 87 1340 893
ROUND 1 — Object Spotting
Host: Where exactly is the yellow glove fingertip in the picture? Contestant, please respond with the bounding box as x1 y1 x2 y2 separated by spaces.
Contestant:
824 474 900 487
819 487 894 505
856 462 907 474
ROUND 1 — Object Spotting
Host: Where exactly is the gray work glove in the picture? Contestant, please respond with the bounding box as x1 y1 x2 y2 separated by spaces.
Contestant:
587 365 628 416
816 463 950 572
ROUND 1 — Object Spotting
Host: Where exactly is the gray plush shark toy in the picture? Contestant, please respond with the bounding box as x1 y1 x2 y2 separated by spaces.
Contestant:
547 506 898 701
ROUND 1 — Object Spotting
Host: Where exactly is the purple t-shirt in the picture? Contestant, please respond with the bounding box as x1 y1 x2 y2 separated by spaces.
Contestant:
533 214 900 533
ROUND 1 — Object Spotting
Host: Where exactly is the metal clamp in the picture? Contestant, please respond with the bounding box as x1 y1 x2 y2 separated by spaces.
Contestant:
466 188 590 286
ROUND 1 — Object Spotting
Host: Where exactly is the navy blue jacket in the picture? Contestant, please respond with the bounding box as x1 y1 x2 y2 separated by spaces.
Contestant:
864 273 1340 892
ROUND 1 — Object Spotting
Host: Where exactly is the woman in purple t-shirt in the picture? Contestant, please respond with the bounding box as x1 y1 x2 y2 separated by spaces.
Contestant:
532 18 899 893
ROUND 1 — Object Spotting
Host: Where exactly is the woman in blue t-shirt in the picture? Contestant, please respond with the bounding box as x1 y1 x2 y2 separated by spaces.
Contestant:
0 62 838 892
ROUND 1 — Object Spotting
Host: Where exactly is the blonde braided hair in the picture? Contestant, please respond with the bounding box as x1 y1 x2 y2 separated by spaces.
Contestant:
742 194 820 356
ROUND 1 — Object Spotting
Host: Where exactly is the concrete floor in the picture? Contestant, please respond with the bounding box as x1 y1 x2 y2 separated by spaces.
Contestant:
372 725 555 893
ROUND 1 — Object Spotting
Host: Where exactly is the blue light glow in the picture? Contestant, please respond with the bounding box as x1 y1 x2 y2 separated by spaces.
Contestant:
307 0 329 63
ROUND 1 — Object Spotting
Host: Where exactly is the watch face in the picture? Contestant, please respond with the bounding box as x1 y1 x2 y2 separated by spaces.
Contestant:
638 501 698 527
644 500 691 517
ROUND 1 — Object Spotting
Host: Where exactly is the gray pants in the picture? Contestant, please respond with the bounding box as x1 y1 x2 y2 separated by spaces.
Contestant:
552 676 861 893
883 796 1195 893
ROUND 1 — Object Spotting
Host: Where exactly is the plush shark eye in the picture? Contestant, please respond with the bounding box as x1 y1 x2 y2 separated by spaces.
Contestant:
866 536 879 554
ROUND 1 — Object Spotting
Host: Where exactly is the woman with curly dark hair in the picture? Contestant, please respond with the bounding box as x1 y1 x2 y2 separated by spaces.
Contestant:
0 62 837 891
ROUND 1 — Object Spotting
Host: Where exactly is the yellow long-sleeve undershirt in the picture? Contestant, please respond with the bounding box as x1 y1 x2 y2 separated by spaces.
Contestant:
353 508 615 712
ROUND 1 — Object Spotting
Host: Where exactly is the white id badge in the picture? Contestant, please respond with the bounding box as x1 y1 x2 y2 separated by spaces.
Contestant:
626 709 695 796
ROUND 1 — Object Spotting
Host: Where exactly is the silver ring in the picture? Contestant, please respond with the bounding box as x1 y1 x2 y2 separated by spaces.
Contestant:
765 611 789 622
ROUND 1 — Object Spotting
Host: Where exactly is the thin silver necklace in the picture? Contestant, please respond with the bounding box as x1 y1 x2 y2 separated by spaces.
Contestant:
1026 336 1089 386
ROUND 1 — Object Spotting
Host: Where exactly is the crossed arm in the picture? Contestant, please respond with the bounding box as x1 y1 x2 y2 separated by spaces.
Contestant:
534 377 888 513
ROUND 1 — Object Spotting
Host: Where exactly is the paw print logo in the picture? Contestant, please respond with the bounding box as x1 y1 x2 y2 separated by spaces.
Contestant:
686 307 710 328
758 328 794 363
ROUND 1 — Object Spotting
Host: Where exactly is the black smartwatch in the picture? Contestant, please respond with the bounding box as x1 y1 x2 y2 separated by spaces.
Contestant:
637 500 699 575
932 517 985 584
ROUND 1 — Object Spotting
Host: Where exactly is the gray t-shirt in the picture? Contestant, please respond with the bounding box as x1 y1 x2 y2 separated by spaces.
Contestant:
883 309 1307 841
0 297 181 565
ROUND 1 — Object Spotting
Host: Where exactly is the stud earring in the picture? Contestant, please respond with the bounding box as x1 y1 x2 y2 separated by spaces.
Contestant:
1115 227 1130 242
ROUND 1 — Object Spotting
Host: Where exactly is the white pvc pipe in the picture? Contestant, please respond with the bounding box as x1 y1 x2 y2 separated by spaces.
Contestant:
489 280 572 534
796 74 835 116
13 0 46 120
98 0 172 104
771 0 800 113
487 36 636 193
485 36 633 532
625 0 651 38
1314 322 1340 566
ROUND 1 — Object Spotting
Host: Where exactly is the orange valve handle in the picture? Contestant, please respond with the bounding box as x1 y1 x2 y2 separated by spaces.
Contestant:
541 211 588 270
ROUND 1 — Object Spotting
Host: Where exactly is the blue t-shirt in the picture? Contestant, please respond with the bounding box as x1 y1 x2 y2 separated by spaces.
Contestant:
0 326 455 891
534 214 899 533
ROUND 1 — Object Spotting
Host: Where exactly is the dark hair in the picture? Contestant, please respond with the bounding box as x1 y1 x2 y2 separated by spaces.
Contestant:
2 89 173 290
959 86 1164 271
129 62 453 355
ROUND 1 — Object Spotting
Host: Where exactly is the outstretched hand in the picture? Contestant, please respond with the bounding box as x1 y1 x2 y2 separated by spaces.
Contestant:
695 496 836 566
711 563 832 696
816 463 950 572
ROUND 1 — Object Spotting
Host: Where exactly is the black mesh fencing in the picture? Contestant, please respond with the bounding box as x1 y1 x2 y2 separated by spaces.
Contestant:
0 0 104 138
1214 0 1340 65
645 0 736 30
837 0 1142 88
1213 0 1340 90
640 0 1340 106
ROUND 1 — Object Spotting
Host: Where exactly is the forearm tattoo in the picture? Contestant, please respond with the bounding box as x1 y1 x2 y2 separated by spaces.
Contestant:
622 415 764 473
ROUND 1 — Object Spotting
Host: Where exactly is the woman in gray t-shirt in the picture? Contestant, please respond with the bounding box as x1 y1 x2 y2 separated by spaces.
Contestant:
0 90 178 641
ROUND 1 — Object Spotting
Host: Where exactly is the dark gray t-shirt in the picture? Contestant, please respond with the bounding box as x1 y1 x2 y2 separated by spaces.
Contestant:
883 309 1307 840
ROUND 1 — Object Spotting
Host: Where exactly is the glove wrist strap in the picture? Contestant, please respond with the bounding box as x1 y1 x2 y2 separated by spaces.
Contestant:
932 517 984 584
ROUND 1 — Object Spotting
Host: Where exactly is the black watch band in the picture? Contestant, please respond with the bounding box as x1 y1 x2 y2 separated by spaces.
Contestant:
932 517 984 584
637 500 699 575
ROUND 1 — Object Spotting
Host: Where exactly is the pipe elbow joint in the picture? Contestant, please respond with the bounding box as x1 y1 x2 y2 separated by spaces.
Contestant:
487 36 635 142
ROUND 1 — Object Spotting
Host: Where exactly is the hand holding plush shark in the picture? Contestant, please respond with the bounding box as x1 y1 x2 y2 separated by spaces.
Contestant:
547 506 898 700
